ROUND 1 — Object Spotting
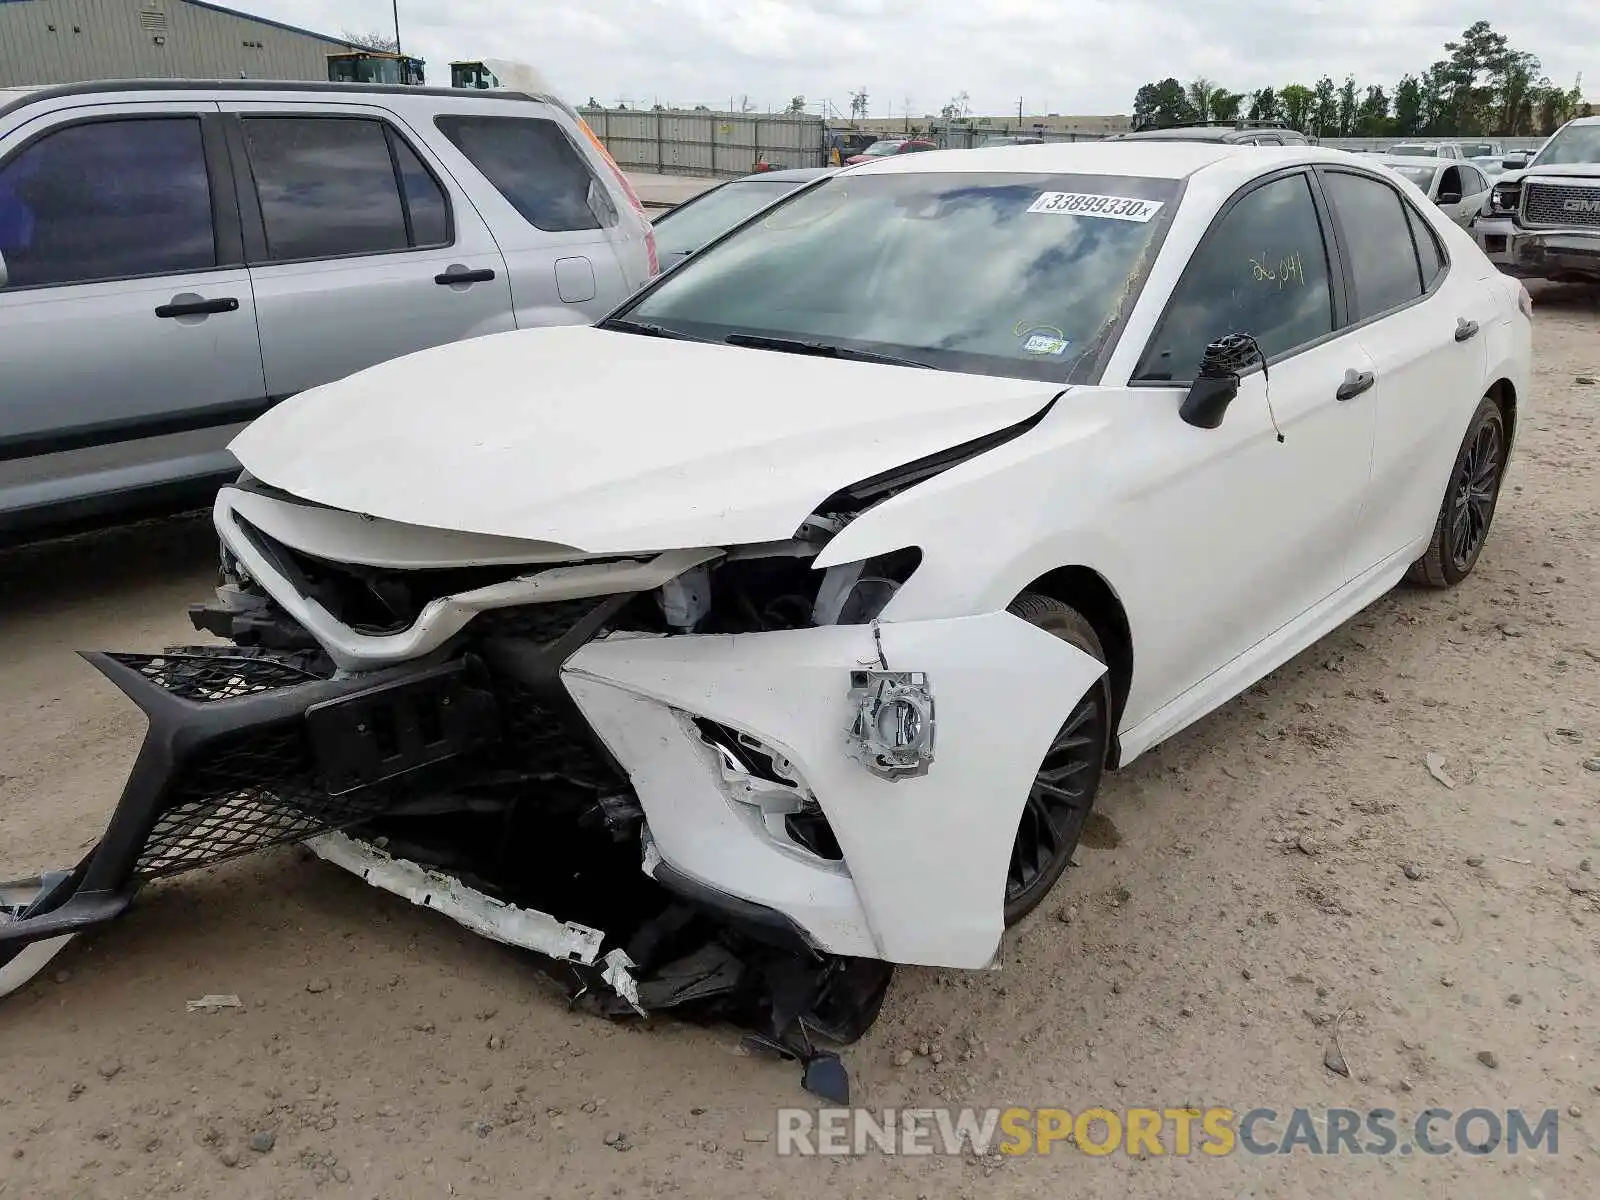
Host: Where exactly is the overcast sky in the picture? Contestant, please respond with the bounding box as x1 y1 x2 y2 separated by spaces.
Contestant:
243 1 1596 117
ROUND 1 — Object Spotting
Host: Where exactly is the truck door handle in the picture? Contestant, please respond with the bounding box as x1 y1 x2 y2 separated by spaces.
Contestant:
155 296 239 318
435 267 496 285
1335 369 1376 401
1454 317 1480 342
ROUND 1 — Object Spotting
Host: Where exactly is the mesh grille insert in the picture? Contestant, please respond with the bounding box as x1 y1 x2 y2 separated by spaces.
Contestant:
135 723 396 879
111 651 319 702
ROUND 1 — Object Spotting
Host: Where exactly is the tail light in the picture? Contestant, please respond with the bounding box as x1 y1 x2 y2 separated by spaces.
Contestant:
574 115 659 277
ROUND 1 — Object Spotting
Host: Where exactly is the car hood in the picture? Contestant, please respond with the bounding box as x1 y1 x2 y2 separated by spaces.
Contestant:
229 325 1061 555
1505 163 1600 182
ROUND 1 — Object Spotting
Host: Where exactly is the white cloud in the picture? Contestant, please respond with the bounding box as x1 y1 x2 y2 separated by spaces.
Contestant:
241 0 1597 115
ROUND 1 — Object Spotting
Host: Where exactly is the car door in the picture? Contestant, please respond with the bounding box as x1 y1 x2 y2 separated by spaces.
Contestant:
428 108 639 326
1433 164 1475 228
219 100 515 399
1457 165 1491 222
1316 167 1492 575
0 102 265 525
1128 169 1377 690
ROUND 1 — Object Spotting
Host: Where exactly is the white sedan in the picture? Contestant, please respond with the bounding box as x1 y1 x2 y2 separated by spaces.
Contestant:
3 143 1532 1059
1377 155 1496 228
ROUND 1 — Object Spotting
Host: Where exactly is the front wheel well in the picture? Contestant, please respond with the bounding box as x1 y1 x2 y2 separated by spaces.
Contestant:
1487 377 1517 449
1014 566 1133 767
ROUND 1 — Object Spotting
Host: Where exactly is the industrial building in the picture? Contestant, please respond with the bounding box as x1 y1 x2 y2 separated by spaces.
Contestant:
0 0 365 87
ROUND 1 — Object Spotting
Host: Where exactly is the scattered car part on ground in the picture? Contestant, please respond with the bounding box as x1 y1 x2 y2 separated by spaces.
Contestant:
649 167 834 268
1474 116 1600 285
0 141 1532 1096
0 79 657 541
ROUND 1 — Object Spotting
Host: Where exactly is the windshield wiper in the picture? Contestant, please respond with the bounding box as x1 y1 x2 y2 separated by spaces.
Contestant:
596 317 712 342
722 332 934 370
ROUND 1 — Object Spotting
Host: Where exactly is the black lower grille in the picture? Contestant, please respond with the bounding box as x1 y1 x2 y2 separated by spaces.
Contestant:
112 650 322 702
495 678 623 794
135 721 396 879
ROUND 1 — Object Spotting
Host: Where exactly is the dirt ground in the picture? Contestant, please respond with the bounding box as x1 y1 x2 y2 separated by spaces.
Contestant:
2 290 1597 1200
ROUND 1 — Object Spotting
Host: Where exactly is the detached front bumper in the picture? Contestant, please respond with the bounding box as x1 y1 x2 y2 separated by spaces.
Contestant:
1475 216 1600 281
1 648 501 994
3 610 1104 994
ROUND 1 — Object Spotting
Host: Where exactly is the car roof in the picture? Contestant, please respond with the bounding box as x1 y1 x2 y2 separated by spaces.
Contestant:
1377 155 1447 168
843 139 1323 180
732 167 836 183
1112 126 1303 143
0 77 558 120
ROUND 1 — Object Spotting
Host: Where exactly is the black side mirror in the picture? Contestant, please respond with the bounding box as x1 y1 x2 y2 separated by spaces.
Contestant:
1502 156 1527 170
1180 334 1262 429
1437 191 1462 205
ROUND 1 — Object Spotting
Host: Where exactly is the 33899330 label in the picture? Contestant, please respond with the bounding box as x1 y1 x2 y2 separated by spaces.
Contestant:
1026 192 1165 222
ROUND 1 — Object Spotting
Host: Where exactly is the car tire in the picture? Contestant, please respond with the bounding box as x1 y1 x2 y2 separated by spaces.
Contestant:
1002 593 1111 926
1405 395 1508 588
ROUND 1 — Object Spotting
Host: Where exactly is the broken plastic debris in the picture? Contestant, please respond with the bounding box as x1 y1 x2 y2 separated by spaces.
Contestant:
306 831 606 965
601 949 645 1017
187 993 243 1012
1425 753 1456 790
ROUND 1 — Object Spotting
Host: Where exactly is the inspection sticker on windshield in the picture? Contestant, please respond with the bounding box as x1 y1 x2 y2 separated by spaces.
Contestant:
1027 192 1164 221
1022 333 1071 356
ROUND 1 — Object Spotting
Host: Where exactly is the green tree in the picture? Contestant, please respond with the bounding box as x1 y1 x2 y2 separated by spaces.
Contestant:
1356 85 1391 136
1132 78 1198 128
786 95 806 114
1280 84 1315 131
1248 86 1280 123
1311 76 1339 136
1389 74 1424 134
1211 89 1245 123
1337 75 1359 136
1186 77 1216 122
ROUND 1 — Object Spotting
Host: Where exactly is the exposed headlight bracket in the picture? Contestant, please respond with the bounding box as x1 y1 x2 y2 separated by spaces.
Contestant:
847 670 935 779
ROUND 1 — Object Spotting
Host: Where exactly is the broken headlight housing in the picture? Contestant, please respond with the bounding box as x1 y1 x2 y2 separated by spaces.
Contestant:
1489 181 1521 215
811 548 922 627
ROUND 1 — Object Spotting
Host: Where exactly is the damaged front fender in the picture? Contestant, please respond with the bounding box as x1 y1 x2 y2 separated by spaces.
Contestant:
562 610 1107 969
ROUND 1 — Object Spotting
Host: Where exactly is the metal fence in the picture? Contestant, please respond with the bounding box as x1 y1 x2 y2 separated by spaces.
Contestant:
578 104 1554 178
578 107 826 176
925 123 1111 149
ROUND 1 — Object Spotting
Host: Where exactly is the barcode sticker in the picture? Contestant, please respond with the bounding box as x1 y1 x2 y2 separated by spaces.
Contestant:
1027 192 1164 222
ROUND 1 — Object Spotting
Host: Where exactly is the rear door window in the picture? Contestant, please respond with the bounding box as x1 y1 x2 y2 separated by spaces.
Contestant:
1405 201 1446 289
241 116 451 261
434 114 616 232
0 117 215 289
1320 169 1424 319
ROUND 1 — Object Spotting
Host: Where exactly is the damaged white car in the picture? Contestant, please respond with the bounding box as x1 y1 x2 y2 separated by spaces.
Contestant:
3 143 1531 1091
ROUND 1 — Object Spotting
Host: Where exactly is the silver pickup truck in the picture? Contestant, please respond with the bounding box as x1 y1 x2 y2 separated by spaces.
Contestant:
1474 115 1600 285
0 79 657 539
